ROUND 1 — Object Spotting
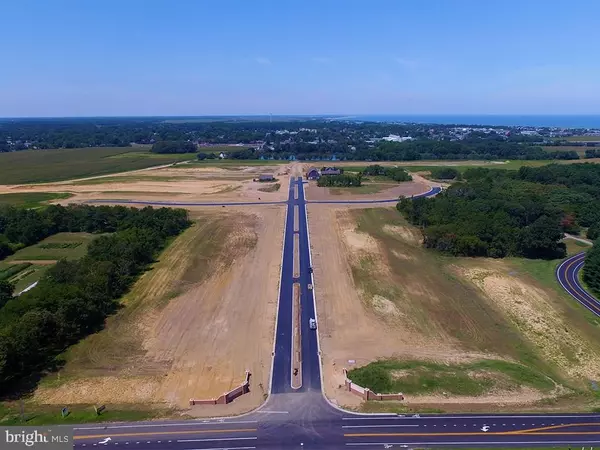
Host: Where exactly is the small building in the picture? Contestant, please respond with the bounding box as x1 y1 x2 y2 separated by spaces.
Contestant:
306 167 320 180
321 167 341 176
259 174 275 182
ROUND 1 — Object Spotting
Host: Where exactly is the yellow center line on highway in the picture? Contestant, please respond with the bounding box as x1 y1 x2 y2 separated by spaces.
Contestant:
345 421 600 438
74 428 257 440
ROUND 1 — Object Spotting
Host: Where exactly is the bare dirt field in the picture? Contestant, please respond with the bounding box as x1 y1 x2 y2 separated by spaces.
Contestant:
309 206 600 411
34 206 284 416
305 179 432 202
0 163 291 205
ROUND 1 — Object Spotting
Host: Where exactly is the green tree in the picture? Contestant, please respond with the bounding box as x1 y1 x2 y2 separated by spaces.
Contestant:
0 281 13 309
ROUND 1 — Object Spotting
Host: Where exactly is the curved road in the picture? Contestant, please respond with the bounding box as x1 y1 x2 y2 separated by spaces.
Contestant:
71 179 600 449
556 251 600 317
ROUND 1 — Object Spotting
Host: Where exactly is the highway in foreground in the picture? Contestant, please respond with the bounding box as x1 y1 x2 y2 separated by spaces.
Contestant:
72 177 600 449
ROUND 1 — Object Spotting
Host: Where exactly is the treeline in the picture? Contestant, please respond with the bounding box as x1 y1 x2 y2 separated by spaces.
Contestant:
0 205 190 387
397 164 600 258
584 244 600 297
430 167 461 180
0 204 190 262
366 141 557 162
585 149 600 158
362 165 412 181
151 140 197 154
317 174 362 187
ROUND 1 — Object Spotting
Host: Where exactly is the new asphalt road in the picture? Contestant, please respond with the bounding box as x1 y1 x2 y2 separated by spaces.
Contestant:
71 178 600 449
556 251 600 317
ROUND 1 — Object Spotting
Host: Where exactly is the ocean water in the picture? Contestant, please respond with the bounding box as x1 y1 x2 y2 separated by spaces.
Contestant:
343 115 600 129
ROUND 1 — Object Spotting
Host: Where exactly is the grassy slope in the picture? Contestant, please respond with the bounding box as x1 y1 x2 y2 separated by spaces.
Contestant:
0 402 172 425
2 214 242 422
0 147 196 184
0 192 73 208
351 208 542 365
46 214 239 379
345 208 600 407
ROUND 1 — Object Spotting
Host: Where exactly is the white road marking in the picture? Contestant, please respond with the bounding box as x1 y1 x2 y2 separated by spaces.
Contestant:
342 416 401 420
346 441 600 446
178 437 258 443
186 447 256 450
74 421 257 430
342 425 419 429
342 414 600 420
256 410 289 414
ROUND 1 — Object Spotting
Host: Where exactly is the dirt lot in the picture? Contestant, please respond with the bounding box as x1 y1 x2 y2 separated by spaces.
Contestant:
0 163 291 204
34 206 284 416
309 206 600 410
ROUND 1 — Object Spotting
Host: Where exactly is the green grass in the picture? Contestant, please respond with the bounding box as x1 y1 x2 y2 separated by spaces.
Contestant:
0 147 197 184
508 254 600 331
564 135 600 142
347 359 554 395
0 263 32 281
563 238 592 256
4 232 97 262
11 265 49 293
0 192 73 208
185 159 285 167
0 402 172 425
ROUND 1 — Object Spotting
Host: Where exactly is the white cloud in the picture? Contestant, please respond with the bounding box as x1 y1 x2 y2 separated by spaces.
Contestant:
393 57 417 69
312 56 332 64
254 57 272 65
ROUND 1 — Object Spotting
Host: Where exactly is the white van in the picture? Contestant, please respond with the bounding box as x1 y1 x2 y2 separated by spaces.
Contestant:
309 318 317 330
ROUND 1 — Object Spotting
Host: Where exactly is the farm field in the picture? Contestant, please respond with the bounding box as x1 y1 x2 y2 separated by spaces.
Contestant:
0 147 197 184
4 232 97 262
543 146 589 156
0 192 73 208
309 206 600 412
33 207 284 416
0 232 99 293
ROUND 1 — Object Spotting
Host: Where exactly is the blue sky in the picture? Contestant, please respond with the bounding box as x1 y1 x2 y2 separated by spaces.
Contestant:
2 0 599 117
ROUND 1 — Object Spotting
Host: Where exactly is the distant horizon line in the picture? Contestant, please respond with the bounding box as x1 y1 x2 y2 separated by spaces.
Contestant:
2 113 600 120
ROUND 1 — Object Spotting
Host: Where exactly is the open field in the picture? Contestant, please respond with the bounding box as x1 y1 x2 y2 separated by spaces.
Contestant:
33 207 283 415
184 159 286 167
0 192 73 208
309 206 600 411
4 232 97 262
0 163 292 204
0 232 99 293
339 159 600 175
305 179 432 202
543 146 589 156
0 147 197 184
564 135 600 142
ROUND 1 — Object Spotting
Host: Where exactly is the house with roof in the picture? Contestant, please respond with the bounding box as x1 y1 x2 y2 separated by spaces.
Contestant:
306 167 320 180
321 167 341 176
